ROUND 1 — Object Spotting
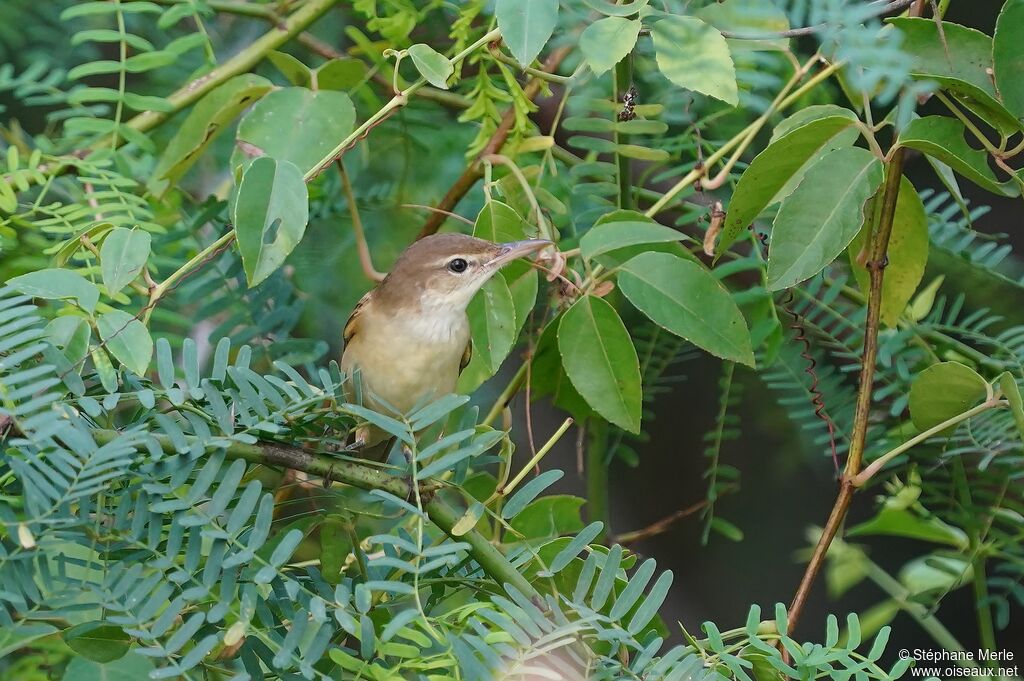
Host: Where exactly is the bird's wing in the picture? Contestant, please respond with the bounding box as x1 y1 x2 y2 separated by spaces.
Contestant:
460 339 472 372
343 290 374 344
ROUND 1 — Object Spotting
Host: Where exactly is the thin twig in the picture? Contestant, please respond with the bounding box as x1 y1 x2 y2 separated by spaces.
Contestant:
786 146 909 633
399 204 474 226
614 485 739 545
415 47 572 239
338 161 385 282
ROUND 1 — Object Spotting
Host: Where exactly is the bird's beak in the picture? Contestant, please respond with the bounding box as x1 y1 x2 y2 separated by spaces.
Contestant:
486 239 551 269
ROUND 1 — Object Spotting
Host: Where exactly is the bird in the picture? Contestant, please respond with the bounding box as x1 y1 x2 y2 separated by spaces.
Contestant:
341 232 550 458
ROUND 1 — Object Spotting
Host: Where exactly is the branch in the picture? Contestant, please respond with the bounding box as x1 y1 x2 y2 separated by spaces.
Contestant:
338 161 385 283
640 0 916 40
415 46 572 239
303 28 502 182
120 0 341 141
786 145 908 633
853 400 1003 486
426 497 543 603
93 428 545 601
92 429 443 498
613 485 738 546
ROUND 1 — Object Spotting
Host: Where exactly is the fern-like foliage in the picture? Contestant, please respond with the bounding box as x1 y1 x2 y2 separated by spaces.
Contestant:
0 285 913 678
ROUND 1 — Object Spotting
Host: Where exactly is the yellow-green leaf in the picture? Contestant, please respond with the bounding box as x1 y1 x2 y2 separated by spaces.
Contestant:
847 176 928 327
908 361 987 433
652 16 737 106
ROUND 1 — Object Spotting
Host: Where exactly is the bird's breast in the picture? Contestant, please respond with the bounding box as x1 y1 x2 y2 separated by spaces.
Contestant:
342 305 469 415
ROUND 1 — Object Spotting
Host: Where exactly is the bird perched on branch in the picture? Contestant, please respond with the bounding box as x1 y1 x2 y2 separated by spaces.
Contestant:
341 233 550 458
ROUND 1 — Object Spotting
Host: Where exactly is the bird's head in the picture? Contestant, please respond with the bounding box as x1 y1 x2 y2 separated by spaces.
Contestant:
378 233 550 312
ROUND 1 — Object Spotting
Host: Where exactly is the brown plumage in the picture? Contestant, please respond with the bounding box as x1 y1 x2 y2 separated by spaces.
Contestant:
341 233 548 457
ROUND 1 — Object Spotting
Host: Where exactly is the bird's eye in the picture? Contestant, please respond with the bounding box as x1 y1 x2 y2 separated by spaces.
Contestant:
447 258 469 273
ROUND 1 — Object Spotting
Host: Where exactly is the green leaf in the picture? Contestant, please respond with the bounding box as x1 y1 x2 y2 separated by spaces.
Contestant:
46 316 92 366
908 361 988 433
233 157 309 287
998 372 1024 443
495 0 559 67
62 622 130 663
531 314 594 422
319 516 352 584
509 495 585 539
8 268 99 313
899 554 972 597
847 177 928 327
767 147 884 290
588 210 698 268
580 221 683 261
507 265 538 339
994 0 1024 120
618 252 754 366
234 87 355 175
452 501 486 536
97 310 153 376
558 296 642 432
897 116 1018 197
770 104 858 143
888 17 1022 135
91 347 117 393
100 228 151 295
467 275 516 374
502 470 563 519
267 50 311 85
651 16 737 106
580 0 649 16
0 623 58 659
580 17 641 76
694 0 791 52
716 111 859 256
908 275 944 322
315 58 368 91
710 517 744 542
149 74 272 195
61 651 153 681
473 200 530 243
848 507 967 547
407 43 453 89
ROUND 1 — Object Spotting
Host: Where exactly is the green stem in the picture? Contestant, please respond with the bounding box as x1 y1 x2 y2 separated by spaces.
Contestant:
144 231 235 323
344 522 370 583
303 28 501 181
118 0 341 141
934 91 1001 157
497 418 573 496
971 557 998 664
863 557 975 666
490 48 572 84
152 0 279 20
482 361 529 427
646 60 841 217
425 497 542 602
852 400 1002 486
93 429 542 600
613 55 634 211
92 429 444 498
954 458 999 667
586 419 610 541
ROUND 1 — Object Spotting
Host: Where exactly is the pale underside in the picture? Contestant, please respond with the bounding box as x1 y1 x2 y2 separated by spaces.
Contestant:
341 289 471 445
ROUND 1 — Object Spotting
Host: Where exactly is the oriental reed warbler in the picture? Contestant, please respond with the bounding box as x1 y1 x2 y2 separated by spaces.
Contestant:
341 233 550 457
